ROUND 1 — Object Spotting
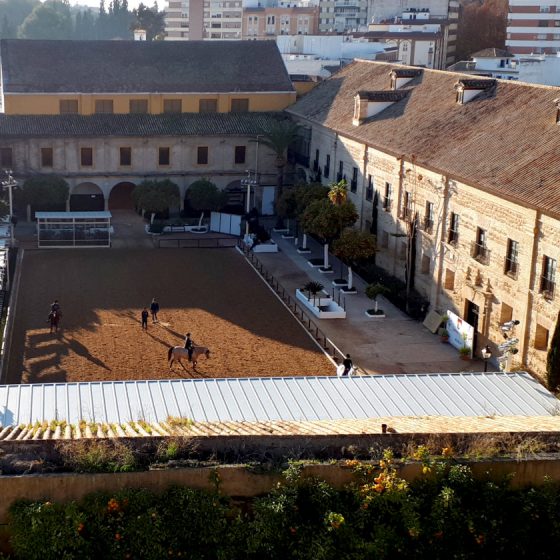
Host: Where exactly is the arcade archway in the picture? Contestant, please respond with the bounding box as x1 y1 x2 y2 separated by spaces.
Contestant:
70 182 104 211
108 182 136 210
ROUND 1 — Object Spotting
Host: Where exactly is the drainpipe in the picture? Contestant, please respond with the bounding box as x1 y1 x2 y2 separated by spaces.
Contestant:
359 146 368 230
392 155 406 277
433 175 450 311
521 209 541 368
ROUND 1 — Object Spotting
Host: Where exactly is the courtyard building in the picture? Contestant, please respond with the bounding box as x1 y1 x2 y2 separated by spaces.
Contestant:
286 60 560 381
0 39 296 116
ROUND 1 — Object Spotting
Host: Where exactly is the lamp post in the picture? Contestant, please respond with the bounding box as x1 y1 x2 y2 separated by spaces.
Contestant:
241 171 257 240
481 345 492 372
1 170 16 247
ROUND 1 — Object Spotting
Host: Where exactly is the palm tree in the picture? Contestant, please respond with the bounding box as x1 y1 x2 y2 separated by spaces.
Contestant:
259 119 300 203
328 179 348 206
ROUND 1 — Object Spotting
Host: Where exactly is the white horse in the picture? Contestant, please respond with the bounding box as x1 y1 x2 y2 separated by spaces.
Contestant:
168 345 211 370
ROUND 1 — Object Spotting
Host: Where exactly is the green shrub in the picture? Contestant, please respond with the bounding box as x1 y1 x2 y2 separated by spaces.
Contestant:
56 440 138 473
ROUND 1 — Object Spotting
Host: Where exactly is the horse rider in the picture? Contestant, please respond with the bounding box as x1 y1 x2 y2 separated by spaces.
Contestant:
184 332 194 361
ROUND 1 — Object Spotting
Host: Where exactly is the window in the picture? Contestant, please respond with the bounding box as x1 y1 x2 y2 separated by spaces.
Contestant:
424 201 434 233
0 147 13 168
421 254 430 274
80 147 93 167
383 182 392 211
472 227 490 264
163 99 182 113
535 324 550 350
448 212 459 244
120 147 132 166
504 239 519 278
313 149 319 172
324 154 330 178
351 167 358 192
199 99 218 113
336 161 344 182
234 146 246 164
41 148 53 168
129 99 148 114
402 190 412 219
159 147 170 166
59 99 78 114
399 241 407 260
95 99 114 114
197 146 209 165
366 174 373 201
540 256 556 298
444 268 455 290
231 98 249 112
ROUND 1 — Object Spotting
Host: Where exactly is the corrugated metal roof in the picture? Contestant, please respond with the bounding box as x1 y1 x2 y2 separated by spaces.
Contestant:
1 373 557 428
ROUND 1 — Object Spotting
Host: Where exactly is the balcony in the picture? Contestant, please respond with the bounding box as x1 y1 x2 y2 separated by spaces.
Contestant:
382 198 392 212
504 258 519 280
447 230 459 246
350 179 357 193
471 242 490 265
313 160 319 172
422 218 434 234
323 166 330 178
366 187 373 201
540 277 556 300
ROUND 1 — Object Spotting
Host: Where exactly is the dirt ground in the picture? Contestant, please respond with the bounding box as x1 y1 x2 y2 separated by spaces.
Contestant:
7 248 334 384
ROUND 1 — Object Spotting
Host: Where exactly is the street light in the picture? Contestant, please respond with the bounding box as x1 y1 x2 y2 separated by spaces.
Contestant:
241 171 258 240
481 345 492 372
1 170 16 247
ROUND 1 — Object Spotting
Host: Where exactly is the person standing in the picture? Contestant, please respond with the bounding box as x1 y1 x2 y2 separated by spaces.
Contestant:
51 299 60 313
141 308 149 330
184 332 194 361
342 354 353 377
150 297 160 323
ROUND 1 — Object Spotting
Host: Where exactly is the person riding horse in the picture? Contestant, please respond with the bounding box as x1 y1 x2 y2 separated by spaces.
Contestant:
47 309 61 333
184 333 194 361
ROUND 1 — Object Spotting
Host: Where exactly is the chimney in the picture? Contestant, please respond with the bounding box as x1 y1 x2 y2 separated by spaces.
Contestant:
353 90 409 126
389 68 422 90
454 79 496 104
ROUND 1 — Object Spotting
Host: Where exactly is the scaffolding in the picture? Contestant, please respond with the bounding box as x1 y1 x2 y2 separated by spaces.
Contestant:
36 211 112 248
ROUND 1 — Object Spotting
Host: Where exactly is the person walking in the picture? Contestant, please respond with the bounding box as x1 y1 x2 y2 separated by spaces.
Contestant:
342 354 353 377
150 297 160 323
184 332 194 361
141 308 149 331
51 299 60 313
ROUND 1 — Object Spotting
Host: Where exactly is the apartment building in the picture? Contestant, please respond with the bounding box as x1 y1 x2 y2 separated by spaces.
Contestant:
243 6 319 39
287 60 560 380
165 0 243 40
317 0 369 33
507 0 560 54
0 39 296 115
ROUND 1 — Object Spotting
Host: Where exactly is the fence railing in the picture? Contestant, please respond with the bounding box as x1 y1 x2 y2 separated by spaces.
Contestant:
238 240 366 375
156 236 238 249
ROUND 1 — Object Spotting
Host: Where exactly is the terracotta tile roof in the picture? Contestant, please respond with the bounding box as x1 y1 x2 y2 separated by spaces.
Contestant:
0 113 284 138
0 39 294 94
2 416 560 441
472 48 513 58
390 68 423 79
455 78 496 90
287 60 560 217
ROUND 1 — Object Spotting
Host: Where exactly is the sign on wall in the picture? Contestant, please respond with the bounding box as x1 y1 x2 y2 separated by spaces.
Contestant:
446 310 474 357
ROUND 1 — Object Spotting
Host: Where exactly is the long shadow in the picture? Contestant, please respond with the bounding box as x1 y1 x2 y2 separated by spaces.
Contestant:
61 335 111 371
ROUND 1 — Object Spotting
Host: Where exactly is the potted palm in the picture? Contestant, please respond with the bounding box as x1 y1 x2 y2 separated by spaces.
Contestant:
438 327 449 343
365 282 390 318
303 281 324 306
459 346 471 360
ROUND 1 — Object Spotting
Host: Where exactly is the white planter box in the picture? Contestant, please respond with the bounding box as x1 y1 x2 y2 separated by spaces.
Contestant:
252 241 278 253
296 288 332 306
296 289 346 319
365 310 386 318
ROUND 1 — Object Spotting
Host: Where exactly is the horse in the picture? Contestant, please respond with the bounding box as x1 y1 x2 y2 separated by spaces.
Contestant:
47 310 61 333
168 345 211 370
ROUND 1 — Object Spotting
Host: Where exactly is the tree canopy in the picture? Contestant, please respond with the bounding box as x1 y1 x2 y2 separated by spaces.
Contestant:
19 0 73 40
301 198 358 242
186 179 228 215
332 229 376 265
132 179 179 214
21 175 69 208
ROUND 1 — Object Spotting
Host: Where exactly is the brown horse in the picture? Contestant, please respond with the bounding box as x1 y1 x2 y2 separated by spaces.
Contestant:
168 345 211 370
47 310 61 333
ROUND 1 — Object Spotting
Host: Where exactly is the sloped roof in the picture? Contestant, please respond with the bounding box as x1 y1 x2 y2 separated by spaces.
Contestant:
0 39 294 94
0 113 283 138
0 373 557 428
472 48 513 58
287 60 560 217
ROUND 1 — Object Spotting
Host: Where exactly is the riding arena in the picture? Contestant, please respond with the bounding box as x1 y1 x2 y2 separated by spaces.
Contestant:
5 247 333 384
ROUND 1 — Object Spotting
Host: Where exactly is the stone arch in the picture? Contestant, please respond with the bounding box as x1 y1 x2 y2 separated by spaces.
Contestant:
223 180 245 214
108 181 136 210
70 182 104 211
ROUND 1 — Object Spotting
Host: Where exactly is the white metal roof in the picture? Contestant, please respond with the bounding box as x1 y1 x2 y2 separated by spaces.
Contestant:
1 373 558 427
35 211 112 219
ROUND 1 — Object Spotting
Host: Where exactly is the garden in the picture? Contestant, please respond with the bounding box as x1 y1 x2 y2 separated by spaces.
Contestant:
5 449 560 559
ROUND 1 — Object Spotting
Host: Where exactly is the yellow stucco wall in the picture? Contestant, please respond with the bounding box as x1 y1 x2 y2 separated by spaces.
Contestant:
4 92 297 115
